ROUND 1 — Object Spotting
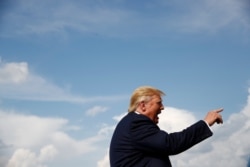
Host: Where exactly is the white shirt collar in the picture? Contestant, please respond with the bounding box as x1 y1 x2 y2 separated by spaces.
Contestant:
134 111 140 115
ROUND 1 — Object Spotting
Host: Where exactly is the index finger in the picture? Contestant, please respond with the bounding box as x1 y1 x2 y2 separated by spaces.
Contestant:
214 108 223 113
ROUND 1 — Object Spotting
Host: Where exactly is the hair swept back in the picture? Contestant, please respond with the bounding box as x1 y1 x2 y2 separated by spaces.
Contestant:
128 86 165 112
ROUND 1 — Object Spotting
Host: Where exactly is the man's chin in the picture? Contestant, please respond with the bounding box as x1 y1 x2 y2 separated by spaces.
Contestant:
154 118 159 124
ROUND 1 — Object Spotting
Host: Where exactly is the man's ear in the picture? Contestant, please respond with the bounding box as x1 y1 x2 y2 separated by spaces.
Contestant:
139 101 146 112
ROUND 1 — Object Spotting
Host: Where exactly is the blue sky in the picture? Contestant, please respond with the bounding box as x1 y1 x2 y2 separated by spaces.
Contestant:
0 0 250 167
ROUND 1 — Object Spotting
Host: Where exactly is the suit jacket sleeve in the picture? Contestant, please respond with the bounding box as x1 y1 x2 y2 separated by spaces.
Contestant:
130 115 213 156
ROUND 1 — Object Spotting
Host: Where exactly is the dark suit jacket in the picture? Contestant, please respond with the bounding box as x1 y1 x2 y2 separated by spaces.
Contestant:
109 112 212 167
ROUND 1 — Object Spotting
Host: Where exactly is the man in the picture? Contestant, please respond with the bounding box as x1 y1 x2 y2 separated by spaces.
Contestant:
109 86 223 167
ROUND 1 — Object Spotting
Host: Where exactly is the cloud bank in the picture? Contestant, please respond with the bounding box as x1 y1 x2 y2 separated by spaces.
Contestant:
0 60 86 103
1 0 249 38
6 145 57 167
0 109 110 167
85 106 109 117
0 60 126 103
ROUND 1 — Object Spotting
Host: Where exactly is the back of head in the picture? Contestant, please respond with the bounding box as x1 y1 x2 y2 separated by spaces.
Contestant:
128 86 165 112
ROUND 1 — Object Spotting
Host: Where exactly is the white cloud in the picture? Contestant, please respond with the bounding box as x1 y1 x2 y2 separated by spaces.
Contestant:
0 109 108 167
158 107 197 132
0 62 28 84
112 112 126 122
0 61 86 103
97 149 109 167
0 111 67 148
6 148 44 167
6 145 57 167
38 145 58 162
242 88 250 117
85 106 108 117
0 60 126 103
97 124 115 137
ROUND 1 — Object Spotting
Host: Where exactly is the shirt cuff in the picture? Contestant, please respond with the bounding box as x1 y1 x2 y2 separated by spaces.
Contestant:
203 120 213 132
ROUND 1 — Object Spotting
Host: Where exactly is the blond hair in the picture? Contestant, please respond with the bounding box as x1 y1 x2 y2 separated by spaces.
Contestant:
128 86 165 112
